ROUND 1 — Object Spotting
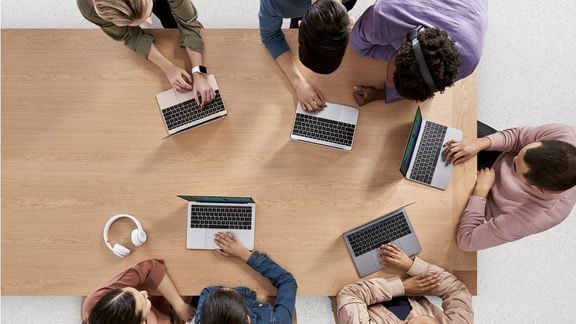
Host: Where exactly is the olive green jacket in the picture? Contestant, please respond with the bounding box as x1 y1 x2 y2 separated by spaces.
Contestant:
77 0 203 58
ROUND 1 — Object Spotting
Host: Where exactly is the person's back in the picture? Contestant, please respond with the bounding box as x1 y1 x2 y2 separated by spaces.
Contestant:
336 244 473 323
195 232 298 324
350 0 488 104
445 124 576 251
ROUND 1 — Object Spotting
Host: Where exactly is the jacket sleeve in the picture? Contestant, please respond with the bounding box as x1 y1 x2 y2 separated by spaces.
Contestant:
168 0 204 53
457 195 572 251
336 277 405 324
407 258 473 324
258 0 290 59
82 259 166 321
247 251 298 323
486 124 576 153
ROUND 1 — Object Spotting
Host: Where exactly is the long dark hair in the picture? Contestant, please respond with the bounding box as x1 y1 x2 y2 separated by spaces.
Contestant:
84 288 143 324
201 289 248 324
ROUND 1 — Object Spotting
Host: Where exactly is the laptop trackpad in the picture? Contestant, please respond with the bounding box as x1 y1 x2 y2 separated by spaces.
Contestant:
370 249 383 269
204 230 220 249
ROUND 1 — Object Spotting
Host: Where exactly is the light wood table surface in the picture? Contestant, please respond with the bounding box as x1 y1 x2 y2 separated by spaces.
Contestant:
2 29 477 296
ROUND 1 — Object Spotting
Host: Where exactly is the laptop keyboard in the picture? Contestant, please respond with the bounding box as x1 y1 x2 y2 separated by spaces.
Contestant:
162 90 225 131
292 113 355 147
190 205 252 230
347 212 412 257
410 122 447 184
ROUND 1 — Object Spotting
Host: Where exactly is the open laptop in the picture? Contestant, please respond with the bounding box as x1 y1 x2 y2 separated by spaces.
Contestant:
343 204 421 277
290 102 359 151
156 74 227 137
178 195 255 250
400 106 463 190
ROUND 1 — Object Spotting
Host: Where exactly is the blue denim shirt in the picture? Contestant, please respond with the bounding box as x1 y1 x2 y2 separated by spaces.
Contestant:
194 251 297 324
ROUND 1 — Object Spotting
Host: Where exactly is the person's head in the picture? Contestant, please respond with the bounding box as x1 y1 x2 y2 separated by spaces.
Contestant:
513 140 576 192
391 27 460 101
93 0 153 27
299 0 351 74
408 316 440 324
200 288 250 324
85 287 151 324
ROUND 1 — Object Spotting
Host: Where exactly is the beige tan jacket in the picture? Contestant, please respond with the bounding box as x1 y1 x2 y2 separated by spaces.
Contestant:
336 257 473 324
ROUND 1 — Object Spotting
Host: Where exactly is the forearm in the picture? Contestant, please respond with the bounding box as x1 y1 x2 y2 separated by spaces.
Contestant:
416 260 473 324
475 137 492 152
156 273 187 310
148 43 175 74
186 48 205 84
275 51 306 91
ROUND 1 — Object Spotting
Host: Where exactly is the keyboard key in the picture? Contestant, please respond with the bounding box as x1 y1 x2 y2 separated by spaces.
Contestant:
190 205 252 230
348 213 412 257
292 113 355 147
162 90 225 130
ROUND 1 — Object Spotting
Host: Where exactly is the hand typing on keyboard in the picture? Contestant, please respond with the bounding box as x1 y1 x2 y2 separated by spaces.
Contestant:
378 243 415 272
193 73 216 108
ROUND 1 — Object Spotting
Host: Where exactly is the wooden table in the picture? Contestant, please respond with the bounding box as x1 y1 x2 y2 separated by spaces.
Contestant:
1 29 477 296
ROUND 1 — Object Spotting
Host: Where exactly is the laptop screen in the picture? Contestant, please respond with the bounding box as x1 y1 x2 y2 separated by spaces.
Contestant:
400 107 423 176
178 195 254 204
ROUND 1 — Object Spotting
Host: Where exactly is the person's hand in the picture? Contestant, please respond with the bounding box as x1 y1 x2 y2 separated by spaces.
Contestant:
192 73 216 108
402 273 441 296
214 232 252 262
352 86 386 106
294 78 326 112
379 243 414 272
165 65 193 92
473 168 496 197
173 301 194 323
443 139 482 165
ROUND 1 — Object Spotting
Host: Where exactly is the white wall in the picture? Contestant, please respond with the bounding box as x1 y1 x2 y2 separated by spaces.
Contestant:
2 0 576 323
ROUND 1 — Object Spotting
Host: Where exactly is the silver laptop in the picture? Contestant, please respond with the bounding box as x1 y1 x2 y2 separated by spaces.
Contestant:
400 106 463 190
156 74 227 137
178 195 255 250
343 204 421 277
290 102 359 151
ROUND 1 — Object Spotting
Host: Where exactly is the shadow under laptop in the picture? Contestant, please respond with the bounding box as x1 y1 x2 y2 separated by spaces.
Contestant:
362 121 413 193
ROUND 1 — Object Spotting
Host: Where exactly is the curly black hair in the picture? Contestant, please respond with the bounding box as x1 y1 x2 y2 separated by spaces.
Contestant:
299 0 350 74
394 28 461 101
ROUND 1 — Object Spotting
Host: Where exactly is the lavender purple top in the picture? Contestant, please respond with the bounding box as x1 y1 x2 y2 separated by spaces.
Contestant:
350 0 488 103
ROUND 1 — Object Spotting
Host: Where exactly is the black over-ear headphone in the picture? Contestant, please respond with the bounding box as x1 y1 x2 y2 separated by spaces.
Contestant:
408 25 438 92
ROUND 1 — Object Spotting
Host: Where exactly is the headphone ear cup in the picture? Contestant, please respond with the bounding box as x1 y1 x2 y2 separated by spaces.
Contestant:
113 244 131 258
131 229 147 246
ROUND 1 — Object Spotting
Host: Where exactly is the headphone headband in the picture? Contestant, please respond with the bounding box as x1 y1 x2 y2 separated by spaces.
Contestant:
409 25 439 93
103 214 143 250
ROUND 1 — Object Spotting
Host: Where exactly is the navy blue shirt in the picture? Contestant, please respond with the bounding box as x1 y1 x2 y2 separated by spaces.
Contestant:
259 0 310 59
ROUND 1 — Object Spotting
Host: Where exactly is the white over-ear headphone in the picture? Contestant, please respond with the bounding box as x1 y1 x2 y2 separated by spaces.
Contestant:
103 214 148 258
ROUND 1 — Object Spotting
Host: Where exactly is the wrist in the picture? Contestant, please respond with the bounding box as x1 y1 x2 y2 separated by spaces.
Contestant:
375 89 387 101
403 259 414 272
473 186 490 197
477 137 492 151
241 250 253 263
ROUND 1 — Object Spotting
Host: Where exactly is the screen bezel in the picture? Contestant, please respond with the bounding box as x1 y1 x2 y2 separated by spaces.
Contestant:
399 107 423 176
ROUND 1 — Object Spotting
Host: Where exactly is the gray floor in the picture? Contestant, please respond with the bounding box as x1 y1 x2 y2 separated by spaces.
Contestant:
2 0 576 323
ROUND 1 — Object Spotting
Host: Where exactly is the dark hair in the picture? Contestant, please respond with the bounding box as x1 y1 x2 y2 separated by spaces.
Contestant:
394 28 460 101
200 289 248 324
85 289 143 324
523 140 576 191
299 0 350 74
